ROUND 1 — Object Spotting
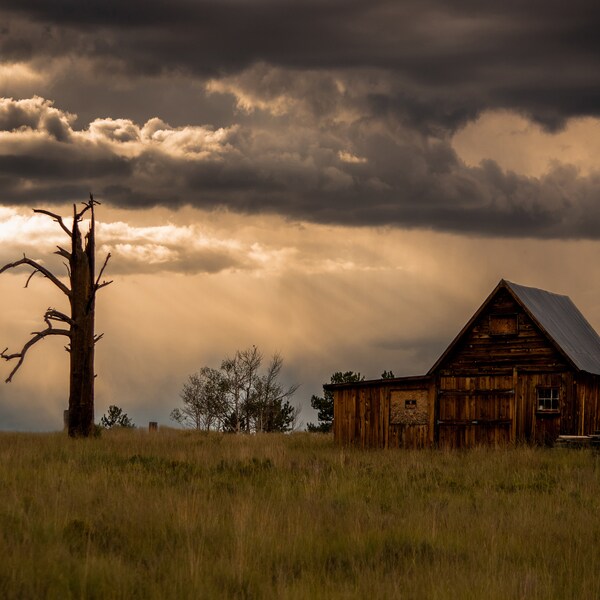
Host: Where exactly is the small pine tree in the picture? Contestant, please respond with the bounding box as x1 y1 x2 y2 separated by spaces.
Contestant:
100 405 134 429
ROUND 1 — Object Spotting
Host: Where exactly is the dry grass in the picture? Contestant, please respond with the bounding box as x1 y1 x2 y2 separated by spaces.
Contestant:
0 430 599 599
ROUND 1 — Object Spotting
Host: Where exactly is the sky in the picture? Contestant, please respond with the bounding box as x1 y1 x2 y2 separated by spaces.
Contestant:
1 0 600 430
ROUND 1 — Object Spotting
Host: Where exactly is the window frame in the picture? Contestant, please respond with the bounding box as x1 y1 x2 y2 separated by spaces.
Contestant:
536 386 560 413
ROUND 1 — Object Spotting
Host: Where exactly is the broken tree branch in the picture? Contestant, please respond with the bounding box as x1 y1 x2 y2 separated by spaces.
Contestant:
55 246 71 260
45 307 75 327
25 269 39 289
76 194 101 221
33 209 72 237
1 325 71 383
95 253 112 291
0 256 71 297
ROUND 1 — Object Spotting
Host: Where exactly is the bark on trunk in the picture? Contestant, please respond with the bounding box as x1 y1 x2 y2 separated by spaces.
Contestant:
68 202 96 437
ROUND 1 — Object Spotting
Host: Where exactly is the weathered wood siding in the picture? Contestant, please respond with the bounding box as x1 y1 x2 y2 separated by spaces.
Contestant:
439 288 569 375
511 372 574 445
333 385 388 448
577 372 600 435
389 384 435 449
436 373 515 449
434 287 584 447
332 379 433 448
333 369 600 448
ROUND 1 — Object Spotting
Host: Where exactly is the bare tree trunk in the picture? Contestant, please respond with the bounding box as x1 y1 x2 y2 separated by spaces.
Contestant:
0 197 111 438
67 202 96 437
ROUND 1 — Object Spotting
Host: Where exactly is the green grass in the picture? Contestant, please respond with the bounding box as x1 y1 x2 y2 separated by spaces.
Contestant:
0 430 599 599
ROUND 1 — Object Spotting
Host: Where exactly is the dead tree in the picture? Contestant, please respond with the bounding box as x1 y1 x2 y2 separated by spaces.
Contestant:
0 196 111 437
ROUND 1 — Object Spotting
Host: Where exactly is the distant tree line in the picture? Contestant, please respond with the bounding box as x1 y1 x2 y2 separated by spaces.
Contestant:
171 346 300 433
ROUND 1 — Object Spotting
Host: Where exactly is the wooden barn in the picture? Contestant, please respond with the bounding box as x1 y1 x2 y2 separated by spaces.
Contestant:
327 280 600 449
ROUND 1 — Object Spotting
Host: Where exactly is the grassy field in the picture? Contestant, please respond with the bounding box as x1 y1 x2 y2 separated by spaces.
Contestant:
0 431 599 599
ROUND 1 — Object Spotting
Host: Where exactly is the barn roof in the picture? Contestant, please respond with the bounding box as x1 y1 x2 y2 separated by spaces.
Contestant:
324 374 431 391
504 280 600 375
429 279 600 376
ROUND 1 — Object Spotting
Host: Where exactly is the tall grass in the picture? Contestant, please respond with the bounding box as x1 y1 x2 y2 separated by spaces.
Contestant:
0 430 599 599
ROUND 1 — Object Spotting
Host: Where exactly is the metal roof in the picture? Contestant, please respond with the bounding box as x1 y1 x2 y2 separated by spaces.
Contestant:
505 280 600 375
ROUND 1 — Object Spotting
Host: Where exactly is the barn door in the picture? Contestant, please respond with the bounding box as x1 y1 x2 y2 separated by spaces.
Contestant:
437 375 515 449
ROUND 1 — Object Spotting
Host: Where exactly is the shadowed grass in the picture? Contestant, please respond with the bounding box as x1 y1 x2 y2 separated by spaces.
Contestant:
0 430 599 599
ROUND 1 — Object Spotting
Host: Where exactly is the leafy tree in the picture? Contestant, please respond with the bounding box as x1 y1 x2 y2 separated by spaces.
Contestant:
100 405 134 429
221 346 262 433
307 371 364 432
252 353 299 432
381 370 395 379
172 347 299 433
0 197 112 437
170 367 228 431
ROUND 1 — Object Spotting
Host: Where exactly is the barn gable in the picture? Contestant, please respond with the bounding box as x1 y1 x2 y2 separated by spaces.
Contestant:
428 280 600 376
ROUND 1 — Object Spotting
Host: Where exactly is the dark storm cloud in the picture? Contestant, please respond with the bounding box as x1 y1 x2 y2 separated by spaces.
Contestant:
1 4 600 237
2 0 600 129
0 96 73 140
0 95 598 239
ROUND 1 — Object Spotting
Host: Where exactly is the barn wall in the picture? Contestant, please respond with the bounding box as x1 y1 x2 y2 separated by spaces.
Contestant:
332 370 600 448
577 373 600 435
333 385 388 448
436 373 515 448
332 379 433 449
388 383 435 449
514 372 575 445
435 371 581 447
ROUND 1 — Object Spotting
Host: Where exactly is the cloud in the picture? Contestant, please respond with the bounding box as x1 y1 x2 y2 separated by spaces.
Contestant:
1 95 600 238
452 111 600 179
0 206 342 276
0 96 74 140
1 3 600 240
2 1 600 131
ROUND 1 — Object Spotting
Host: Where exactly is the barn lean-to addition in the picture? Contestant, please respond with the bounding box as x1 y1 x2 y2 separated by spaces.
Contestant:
326 280 600 449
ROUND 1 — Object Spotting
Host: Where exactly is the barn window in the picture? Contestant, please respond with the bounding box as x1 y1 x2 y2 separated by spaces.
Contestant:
489 314 518 335
537 387 559 412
